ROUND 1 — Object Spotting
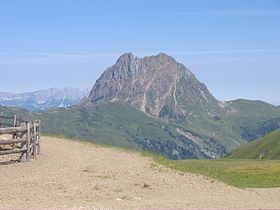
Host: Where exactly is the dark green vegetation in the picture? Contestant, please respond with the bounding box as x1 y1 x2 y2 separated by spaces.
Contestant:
1 103 280 188
1 103 221 159
1 99 280 160
222 99 280 142
0 105 36 120
36 102 221 159
226 128 280 160
151 155 280 188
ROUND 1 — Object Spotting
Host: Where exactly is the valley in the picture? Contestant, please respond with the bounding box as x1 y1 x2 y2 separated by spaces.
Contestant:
1 1 279 209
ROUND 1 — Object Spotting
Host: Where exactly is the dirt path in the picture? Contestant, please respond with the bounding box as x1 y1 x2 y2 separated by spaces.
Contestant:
0 136 279 209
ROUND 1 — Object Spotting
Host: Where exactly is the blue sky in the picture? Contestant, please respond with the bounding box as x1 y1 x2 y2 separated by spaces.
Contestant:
0 0 279 105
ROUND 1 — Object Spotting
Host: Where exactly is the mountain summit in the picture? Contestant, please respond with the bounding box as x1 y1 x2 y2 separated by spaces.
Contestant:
80 53 280 158
2 53 280 159
84 53 218 119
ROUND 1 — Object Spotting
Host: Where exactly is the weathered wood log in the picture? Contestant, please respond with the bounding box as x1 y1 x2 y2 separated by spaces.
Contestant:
0 116 41 162
0 127 27 135
0 138 27 145
0 148 27 155
32 122 40 128
20 131 27 162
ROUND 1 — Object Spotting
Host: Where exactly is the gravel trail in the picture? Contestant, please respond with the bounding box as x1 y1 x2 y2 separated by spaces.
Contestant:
0 136 279 209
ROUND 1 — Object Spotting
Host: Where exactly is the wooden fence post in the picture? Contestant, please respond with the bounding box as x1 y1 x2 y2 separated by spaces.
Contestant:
37 120 41 154
26 122 31 161
12 115 17 139
20 123 27 162
0 115 40 162
13 115 17 127
33 122 37 158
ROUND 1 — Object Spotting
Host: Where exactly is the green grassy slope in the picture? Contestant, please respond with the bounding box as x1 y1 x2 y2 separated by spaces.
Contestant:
36 100 280 159
1 99 280 160
222 99 280 142
36 102 219 159
172 99 280 152
0 105 37 123
0 104 226 159
226 128 280 159
151 155 280 188
0 105 35 119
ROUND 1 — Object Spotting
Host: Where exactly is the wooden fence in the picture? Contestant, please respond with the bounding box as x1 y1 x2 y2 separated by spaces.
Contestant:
0 114 40 162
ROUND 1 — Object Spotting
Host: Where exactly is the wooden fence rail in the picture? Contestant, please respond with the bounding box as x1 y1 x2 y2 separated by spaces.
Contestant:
0 114 40 162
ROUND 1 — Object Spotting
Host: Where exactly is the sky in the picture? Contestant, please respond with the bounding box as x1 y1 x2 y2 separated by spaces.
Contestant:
0 0 279 105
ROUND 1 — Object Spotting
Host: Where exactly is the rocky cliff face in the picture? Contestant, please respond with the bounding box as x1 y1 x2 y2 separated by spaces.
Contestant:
81 53 280 158
2 52 279 159
85 53 218 120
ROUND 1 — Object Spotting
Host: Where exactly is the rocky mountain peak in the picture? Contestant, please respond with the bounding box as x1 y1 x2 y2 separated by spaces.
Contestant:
116 52 134 62
150 52 176 62
85 53 218 120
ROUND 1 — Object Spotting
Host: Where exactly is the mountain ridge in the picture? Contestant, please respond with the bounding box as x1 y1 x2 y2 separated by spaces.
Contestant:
226 128 280 159
0 87 90 111
81 52 280 157
84 52 218 121
1 52 280 159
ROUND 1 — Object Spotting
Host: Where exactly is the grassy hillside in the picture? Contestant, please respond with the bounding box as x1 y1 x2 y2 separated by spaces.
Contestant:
226 128 280 159
0 104 226 159
171 99 280 152
0 105 36 120
1 99 280 160
36 102 224 159
221 99 280 141
151 155 280 188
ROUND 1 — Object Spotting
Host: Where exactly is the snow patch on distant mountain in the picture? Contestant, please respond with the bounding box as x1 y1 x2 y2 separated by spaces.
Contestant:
0 87 90 111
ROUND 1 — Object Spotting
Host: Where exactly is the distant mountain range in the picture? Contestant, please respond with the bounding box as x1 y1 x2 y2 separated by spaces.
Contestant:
1 52 280 159
0 87 90 111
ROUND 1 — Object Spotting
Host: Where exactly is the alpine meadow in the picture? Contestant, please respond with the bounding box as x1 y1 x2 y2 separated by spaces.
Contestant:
1 0 280 209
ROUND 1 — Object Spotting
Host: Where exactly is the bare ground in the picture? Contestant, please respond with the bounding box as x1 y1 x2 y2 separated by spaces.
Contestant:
0 136 279 209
